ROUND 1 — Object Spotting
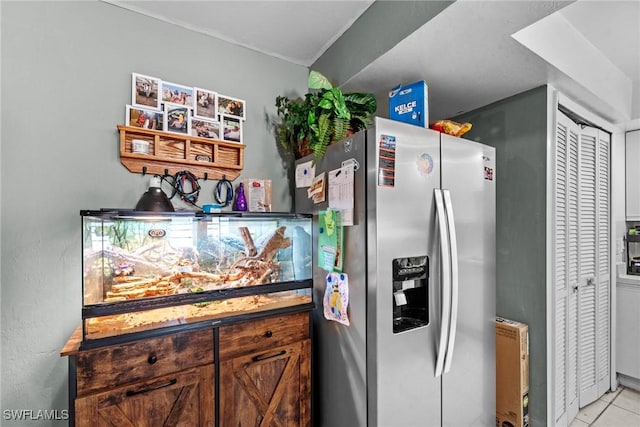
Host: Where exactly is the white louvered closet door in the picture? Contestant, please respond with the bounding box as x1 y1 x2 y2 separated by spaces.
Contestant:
554 112 610 426
554 113 580 425
578 126 599 406
554 118 568 425
596 129 610 399
578 127 611 406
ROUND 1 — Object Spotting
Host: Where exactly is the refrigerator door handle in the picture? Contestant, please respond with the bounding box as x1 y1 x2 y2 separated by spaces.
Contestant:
442 189 459 374
434 189 451 378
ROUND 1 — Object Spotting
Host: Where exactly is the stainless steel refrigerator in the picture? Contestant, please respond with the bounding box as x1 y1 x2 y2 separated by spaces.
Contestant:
294 117 496 427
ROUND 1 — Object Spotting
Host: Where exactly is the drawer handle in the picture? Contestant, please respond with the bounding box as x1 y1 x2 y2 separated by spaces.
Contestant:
252 350 286 362
264 330 273 338
147 354 158 365
125 379 177 397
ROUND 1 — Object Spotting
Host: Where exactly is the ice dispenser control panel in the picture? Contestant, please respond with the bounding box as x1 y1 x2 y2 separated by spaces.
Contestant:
392 256 429 333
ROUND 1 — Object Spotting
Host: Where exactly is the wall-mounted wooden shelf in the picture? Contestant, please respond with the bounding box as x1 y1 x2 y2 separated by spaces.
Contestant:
118 125 245 180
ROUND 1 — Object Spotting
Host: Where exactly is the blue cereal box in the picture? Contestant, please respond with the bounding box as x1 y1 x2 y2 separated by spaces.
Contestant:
388 80 429 127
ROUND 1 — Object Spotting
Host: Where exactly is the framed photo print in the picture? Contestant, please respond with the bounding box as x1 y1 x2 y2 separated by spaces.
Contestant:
131 73 161 110
164 103 190 135
190 117 221 140
193 87 217 120
221 115 243 144
161 81 194 107
217 94 246 120
126 105 164 130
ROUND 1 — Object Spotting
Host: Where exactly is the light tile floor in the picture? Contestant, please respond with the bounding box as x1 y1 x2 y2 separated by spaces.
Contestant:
569 387 640 427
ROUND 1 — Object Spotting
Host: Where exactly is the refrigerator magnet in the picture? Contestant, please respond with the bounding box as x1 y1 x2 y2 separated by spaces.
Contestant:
484 166 494 181
417 153 434 176
378 134 396 187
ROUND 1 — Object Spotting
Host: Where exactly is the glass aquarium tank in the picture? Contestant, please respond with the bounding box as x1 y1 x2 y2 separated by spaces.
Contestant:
80 210 313 347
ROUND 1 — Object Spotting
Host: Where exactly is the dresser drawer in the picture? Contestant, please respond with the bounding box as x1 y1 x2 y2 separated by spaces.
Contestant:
75 365 215 427
76 328 214 395
219 312 309 360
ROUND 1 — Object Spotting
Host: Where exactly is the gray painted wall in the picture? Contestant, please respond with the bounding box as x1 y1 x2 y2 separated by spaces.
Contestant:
0 1 307 424
456 86 549 427
312 1 453 88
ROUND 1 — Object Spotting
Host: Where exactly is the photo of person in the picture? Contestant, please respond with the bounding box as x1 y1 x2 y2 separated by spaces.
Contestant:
217 95 245 120
190 117 220 140
221 115 242 144
131 73 161 110
164 104 190 134
194 87 217 119
161 81 194 107
126 105 163 130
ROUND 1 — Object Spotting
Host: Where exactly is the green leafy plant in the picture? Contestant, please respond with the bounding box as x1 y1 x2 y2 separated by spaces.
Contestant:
276 70 377 162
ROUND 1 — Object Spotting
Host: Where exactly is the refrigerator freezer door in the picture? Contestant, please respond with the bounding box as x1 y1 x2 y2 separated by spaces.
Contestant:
369 118 443 426
295 131 369 427
440 134 496 427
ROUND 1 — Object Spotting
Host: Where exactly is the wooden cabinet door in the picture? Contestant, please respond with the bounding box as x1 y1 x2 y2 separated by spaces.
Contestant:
219 339 310 427
75 365 214 427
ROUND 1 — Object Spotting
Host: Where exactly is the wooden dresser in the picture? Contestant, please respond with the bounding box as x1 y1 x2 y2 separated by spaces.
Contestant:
61 310 311 427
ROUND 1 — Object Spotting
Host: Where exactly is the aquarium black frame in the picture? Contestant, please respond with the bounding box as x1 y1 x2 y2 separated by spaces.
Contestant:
79 302 314 350
80 209 312 220
78 302 316 352
81 279 312 318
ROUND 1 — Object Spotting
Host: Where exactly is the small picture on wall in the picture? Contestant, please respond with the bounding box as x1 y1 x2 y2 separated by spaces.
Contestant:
161 81 194 107
164 103 190 134
190 117 221 140
131 73 161 110
193 87 217 120
221 115 243 144
217 95 246 120
126 105 163 130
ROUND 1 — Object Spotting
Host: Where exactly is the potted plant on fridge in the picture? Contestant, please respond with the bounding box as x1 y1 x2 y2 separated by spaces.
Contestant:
275 70 377 163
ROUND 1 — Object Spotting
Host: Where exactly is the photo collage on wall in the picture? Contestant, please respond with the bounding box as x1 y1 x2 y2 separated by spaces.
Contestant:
126 72 246 144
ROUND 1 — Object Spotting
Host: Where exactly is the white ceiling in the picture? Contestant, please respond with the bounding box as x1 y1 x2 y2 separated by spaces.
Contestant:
559 1 639 81
103 0 640 129
103 0 375 66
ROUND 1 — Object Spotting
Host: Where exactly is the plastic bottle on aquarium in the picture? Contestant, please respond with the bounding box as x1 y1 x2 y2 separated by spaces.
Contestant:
234 182 248 211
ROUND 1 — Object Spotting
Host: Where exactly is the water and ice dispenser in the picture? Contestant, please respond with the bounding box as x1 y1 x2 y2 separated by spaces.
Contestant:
392 256 429 333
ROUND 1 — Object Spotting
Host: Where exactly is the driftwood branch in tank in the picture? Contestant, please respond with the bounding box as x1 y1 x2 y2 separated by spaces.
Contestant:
101 226 292 302
224 226 291 285
239 227 257 257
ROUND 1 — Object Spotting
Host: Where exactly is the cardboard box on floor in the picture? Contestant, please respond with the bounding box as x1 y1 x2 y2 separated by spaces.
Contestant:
496 317 530 427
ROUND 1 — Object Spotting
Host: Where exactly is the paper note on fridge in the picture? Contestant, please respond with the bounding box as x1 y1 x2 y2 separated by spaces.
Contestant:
318 210 343 272
307 172 326 203
295 161 315 188
323 272 350 326
328 166 354 226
